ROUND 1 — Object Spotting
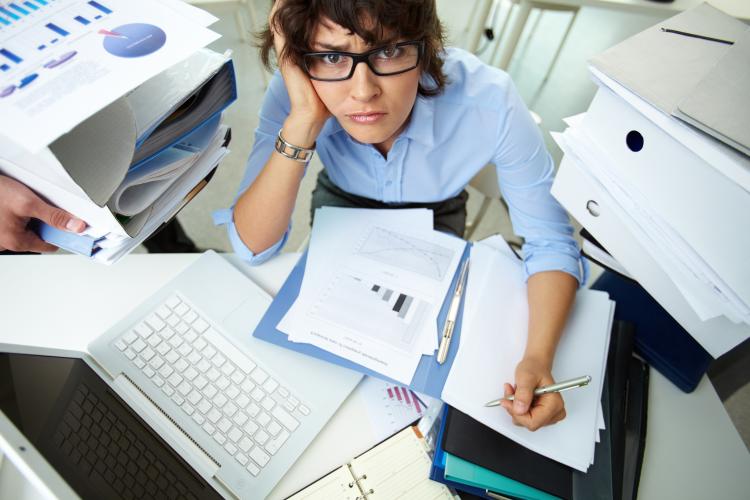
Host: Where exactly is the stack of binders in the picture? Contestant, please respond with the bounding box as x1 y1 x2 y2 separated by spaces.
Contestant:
7 48 237 264
550 4 750 364
429 321 649 500
0 1 236 264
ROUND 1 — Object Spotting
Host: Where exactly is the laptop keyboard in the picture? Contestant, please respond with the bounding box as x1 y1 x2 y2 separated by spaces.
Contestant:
112 293 309 477
53 383 197 500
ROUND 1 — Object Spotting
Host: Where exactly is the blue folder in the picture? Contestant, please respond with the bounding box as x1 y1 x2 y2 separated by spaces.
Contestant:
252 242 472 399
28 219 105 256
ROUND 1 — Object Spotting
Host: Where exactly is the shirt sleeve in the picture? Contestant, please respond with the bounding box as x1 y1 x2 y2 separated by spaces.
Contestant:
213 71 293 266
491 80 586 286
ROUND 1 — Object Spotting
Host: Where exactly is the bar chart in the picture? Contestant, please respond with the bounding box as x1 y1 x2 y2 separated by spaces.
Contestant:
361 377 433 439
308 273 428 351
0 0 115 76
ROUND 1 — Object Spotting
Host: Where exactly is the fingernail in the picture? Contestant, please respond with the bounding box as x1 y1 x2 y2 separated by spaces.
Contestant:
66 219 84 232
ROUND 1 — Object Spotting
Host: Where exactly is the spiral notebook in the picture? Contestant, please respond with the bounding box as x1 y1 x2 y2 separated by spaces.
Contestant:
288 426 452 499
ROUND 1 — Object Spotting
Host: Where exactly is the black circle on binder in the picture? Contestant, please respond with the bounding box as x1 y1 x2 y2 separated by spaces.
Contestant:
626 130 644 152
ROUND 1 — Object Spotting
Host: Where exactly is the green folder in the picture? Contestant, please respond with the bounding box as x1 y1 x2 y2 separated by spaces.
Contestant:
444 452 561 500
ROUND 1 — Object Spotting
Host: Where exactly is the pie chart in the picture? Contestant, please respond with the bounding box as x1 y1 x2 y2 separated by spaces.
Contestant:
102 23 166 58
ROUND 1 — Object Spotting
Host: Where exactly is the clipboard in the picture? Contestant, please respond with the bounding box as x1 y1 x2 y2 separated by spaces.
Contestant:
252 243 472 399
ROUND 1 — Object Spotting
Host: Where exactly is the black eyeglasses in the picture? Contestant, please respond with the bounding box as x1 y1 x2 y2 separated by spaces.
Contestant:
302 40 424 81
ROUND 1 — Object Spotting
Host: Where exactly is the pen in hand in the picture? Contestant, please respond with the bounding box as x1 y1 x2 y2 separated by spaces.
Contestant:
484 375 592 407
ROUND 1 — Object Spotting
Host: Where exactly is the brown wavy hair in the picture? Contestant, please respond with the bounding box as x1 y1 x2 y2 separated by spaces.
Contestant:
258 0 447 96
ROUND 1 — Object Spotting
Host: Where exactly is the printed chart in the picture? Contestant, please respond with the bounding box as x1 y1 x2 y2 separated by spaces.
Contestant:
308 273 428 351
1 1 115 72
355 227 455 280
0 0 118 97
360 377 432 440
101 22 165 58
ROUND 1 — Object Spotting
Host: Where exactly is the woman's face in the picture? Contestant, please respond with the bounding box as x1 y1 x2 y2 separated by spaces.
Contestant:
308 18 421 155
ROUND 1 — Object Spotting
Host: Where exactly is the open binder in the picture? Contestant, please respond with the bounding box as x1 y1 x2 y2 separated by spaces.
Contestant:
286 426 452 499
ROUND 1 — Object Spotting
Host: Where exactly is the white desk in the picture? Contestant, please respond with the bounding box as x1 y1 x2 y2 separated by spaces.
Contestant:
496 0 750 70
1 253 749 499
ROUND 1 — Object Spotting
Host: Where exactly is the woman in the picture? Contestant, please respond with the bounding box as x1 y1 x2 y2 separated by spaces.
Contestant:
217 0 584 431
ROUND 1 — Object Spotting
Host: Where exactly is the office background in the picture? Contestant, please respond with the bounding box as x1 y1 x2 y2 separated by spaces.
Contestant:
151 1 749 448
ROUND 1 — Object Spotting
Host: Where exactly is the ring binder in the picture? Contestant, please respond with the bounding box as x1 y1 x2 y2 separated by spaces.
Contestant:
287 426 452 499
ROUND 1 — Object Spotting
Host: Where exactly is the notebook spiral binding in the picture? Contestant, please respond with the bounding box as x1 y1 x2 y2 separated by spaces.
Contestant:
346 463 375 499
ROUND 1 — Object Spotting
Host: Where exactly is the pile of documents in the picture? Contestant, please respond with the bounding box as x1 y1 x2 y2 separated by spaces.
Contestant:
278 207 467 385
440 236 614 472
551 3 750 358
0 0 235 263
266 207 616 471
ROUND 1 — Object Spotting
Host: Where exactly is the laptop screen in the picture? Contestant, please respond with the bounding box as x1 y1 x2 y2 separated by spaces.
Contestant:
0 352 221 500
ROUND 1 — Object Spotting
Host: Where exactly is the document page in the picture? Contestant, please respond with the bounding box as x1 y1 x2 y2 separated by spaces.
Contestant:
279 207 466 384
441 243 613 471
0 0 220 151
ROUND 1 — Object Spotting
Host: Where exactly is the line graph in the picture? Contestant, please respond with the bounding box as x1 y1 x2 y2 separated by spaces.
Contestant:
355 227 455 280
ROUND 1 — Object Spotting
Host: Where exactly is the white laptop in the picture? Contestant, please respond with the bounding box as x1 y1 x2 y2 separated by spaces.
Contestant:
0 250 362 499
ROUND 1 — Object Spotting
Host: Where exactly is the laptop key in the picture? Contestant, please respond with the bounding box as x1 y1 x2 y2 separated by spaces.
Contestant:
246 462 260 477
156 305 171 319
250 368 268 385
228 428 242 443
272 407 299 432
165 296 181 309
268 421 281 436
265 430 290 455
249 448 270 467
233 412 249 427
226 385 240 400
238 437 253 453
254 430 269 446
146 315 165 332
197 400 211 414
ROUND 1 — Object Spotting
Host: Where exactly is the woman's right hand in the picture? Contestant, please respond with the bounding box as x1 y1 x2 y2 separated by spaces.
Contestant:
269 0 330 145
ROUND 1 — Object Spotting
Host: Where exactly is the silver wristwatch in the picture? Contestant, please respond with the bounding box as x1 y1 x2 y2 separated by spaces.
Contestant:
274 130 315 165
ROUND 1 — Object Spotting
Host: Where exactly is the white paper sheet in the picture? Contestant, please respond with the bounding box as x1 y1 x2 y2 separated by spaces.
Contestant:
0 0 220 151
441 244 614 471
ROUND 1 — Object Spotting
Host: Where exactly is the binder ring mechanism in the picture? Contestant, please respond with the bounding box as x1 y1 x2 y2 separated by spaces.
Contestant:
347 465 374 499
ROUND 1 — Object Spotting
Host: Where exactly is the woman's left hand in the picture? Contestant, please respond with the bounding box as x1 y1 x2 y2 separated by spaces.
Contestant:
499 356 566 431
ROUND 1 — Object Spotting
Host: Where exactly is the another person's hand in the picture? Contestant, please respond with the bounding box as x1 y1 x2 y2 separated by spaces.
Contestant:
0 175 86 253
269 0 330 134
500 356 566 431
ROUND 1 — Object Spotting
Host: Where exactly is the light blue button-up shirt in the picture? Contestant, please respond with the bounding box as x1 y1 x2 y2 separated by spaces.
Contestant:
215 47 584 284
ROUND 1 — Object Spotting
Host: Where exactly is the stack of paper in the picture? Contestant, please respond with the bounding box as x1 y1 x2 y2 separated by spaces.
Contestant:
0 1 235 264
550 3 750 358
277 207 467 385
441 237 614 472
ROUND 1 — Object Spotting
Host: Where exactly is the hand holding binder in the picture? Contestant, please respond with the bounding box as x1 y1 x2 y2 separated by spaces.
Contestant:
0 174 86 253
